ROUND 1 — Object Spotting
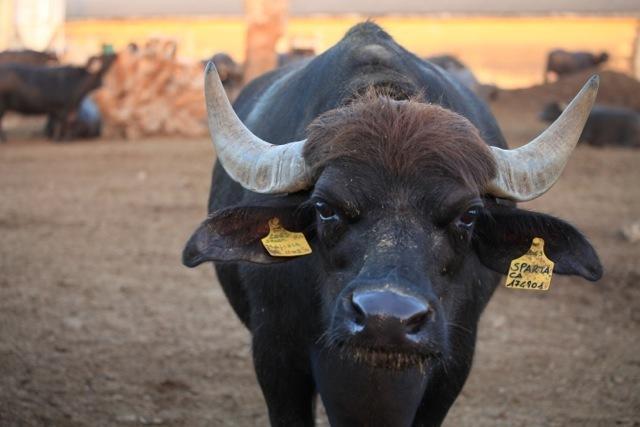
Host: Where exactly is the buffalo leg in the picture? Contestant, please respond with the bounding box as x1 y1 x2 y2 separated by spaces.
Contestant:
215 264 251 328
49 113 63 141
54 111 71 141
58 116 68 141
44 114 56 139
412 334 477 426
0 111 6 143
252 325 316 426
412 371 464 427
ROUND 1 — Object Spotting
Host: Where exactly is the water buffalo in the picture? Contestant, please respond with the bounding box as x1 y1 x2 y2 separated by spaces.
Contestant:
544 49 608 83
540 101 640 147
0 53 115 141
184 23 602 426
426 54 498 101
0 49 58 66
278 47 316 67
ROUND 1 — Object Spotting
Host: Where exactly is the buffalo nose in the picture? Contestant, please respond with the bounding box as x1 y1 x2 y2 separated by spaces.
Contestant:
349 290 432 339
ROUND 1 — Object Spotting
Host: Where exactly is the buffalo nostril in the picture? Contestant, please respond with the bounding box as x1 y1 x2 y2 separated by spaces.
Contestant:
405 309 431 335
350 290 432 334
350 296 366 326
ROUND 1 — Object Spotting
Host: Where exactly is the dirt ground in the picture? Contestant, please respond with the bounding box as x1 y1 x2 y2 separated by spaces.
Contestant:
1 77 639 426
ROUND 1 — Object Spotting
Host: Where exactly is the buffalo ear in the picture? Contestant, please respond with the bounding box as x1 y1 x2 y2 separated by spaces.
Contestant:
473 208 603 281
183 200 314 266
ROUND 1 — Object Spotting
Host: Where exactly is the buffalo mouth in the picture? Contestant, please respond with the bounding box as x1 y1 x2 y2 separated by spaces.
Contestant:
340 345 432 371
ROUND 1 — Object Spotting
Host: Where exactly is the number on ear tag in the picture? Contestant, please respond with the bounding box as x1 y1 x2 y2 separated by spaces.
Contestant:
505 237 554 291
261 218 312 257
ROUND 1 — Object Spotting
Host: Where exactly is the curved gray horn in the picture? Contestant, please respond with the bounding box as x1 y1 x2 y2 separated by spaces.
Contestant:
487 75 599 201
204 62 312 193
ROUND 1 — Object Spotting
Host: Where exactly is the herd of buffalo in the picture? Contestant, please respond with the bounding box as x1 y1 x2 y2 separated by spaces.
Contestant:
0 43 638 147
0 49 116 141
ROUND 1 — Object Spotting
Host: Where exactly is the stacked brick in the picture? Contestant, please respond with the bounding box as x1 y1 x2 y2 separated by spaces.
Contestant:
94 39 207 139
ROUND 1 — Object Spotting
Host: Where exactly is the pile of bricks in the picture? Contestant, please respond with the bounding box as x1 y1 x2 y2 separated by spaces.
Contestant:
94 39 207 139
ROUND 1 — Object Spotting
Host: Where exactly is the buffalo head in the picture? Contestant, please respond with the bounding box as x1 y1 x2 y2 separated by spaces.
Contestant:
183 62 602 425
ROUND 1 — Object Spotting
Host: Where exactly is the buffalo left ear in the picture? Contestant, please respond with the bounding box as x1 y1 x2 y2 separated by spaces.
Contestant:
473 207 603 281
183 196 314 266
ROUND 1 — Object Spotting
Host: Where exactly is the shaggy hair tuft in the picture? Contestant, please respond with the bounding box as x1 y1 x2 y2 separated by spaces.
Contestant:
303 89 497 191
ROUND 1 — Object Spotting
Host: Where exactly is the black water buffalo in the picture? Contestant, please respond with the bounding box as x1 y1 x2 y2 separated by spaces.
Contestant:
426 55 477 88
184 23 602 426
426 54 498 101
0 49 58 66
545 49 608 83
0 54 115 141
540 101 640 147
278 47 316 67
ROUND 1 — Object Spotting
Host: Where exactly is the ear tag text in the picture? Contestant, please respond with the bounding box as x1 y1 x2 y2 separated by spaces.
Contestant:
504 237 554 291
261 218 312 257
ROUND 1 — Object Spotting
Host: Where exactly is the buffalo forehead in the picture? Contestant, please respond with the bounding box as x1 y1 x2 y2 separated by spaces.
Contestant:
304 96 496 193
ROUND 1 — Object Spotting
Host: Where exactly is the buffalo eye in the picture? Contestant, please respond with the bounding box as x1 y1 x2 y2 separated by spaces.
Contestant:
315 201 339 221
456 206 481 229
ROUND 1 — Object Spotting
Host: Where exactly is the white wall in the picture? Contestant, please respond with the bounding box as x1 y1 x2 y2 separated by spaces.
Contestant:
65 0 640 19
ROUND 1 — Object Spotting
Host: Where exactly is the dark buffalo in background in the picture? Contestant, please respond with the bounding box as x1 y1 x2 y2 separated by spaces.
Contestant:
125 42 139 53
44 96 102 140
540 101 640 147
277 47 316 67
0 53 115 142
426 54 477 89
0 49 58 66
544 49 608 83
202 52 244 101
184 22 601 426
426 54 498 101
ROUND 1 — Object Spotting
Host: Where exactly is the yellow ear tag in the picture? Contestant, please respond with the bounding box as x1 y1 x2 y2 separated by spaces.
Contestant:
504 237 555 291
260 218 312 257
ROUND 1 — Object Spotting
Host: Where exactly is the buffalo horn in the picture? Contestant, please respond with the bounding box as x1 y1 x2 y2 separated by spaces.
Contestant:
487 75 599 201
204 62 312 193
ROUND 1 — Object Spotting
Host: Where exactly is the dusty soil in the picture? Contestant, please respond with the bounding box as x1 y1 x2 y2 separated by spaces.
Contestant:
1 77 640 426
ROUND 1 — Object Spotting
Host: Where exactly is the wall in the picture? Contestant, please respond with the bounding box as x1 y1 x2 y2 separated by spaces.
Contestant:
64 15 639 88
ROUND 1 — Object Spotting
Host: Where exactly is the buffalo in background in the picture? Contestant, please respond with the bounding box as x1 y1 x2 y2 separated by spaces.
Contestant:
277 47 316 67
540 101 640 147
0 53 115 142
426 54 499 102
202 53 244 102
0 49 58 66
544 49 609 83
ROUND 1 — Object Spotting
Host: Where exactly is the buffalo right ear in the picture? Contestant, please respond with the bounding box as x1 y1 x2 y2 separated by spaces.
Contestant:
473 207 603 281
183 202 313 266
